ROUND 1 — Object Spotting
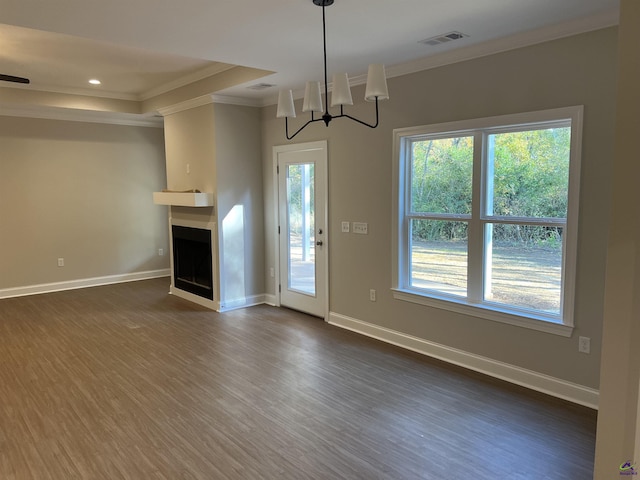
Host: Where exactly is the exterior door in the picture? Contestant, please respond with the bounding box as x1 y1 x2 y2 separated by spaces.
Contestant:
275 141 327 318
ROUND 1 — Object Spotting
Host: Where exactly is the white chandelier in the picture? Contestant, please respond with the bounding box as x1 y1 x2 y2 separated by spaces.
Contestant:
276 0 389 140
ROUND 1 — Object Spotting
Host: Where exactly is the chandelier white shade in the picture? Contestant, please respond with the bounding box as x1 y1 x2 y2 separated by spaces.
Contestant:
330 73 354 107
276 0 389 140
276 90 296 118
302 81 323 113
365 64 389 101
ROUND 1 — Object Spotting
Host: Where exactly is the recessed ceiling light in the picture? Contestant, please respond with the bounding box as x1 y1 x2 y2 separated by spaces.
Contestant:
88 79 101 85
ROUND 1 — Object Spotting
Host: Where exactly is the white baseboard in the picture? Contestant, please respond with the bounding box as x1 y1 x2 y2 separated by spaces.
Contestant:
220 294 267 312
328 312 599 410
263 294 277 307
0 269 170 300
169 287 270 313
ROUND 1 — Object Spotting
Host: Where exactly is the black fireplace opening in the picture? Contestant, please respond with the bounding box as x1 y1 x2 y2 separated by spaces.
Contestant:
172 225 214 300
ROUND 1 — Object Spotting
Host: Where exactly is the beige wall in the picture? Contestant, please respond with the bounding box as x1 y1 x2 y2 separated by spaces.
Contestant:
164 105 217 193
214 103 265 304
261 27 618 389
594 1 640 475
164 102 265 307
0 116 169 290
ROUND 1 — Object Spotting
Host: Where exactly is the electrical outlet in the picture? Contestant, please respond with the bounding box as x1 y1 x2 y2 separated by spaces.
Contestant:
341 221 350 233
57 257 64 267
370 289 376 302
158 248 164 256
578 336 591 354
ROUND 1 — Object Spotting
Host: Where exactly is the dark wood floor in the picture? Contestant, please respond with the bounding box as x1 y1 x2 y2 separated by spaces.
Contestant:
0 278 596 479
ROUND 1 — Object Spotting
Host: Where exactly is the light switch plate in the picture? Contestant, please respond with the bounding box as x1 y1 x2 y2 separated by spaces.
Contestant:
353 222 368 234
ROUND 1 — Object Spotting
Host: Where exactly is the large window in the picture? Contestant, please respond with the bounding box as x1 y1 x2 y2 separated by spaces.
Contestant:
392 107 583 336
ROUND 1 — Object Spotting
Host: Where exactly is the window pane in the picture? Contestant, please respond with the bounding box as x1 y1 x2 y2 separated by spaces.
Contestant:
487 128 570 218
411 136 473 215
484 224 563 314
410 219 467 297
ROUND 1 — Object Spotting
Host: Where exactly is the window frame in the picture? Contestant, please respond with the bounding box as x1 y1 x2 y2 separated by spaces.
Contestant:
391 106 583 337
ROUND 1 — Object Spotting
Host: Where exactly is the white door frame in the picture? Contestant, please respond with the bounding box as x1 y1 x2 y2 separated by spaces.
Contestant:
272 140 329 319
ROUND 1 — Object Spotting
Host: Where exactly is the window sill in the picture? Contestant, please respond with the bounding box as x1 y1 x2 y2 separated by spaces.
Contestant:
392 288 573 337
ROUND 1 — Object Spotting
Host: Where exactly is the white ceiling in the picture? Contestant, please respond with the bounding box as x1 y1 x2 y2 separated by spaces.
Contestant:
0 0 620 108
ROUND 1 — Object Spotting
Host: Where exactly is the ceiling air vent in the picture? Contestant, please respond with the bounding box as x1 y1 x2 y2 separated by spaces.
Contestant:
419 31 468 47
247 83 276 90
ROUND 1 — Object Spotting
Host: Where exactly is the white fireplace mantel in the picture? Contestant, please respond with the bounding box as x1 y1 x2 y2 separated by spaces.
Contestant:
153 192 214 207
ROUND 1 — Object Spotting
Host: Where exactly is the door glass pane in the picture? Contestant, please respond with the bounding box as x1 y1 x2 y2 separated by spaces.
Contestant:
484 223 562 314
286 163 316 295
410 219 467 297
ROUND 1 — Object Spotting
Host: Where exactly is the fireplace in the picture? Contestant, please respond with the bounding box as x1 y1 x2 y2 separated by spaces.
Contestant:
172 225 214 300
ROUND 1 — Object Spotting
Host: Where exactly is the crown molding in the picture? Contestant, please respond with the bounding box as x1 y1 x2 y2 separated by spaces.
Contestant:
261 8 619 107
156 93 263 116
2 82 140 101
210 94 262 107
384 8 619 81
0 104 163 127
139 63 236 101
156 94 216 116
0 93 259 125
2 63 237 103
